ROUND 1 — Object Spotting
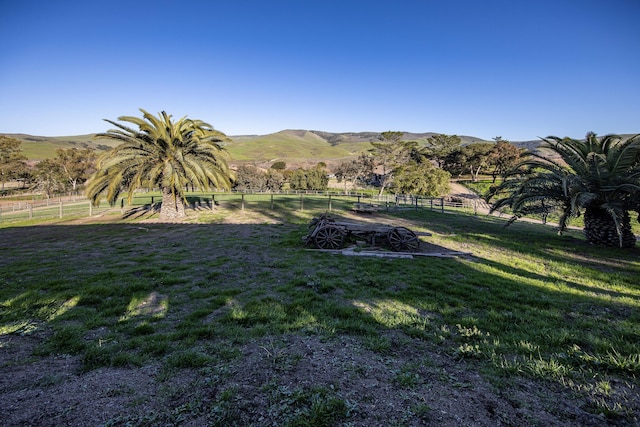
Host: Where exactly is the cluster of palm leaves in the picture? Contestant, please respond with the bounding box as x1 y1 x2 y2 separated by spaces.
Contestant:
86 109 232 220
488 132 640 248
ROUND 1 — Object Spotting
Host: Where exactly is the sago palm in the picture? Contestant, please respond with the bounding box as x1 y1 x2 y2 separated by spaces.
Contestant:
86 109 233 220
488 132 640 248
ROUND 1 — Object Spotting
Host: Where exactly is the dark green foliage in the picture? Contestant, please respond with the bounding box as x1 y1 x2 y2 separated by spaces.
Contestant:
488 132 640 247
393 161 451 196
0 135 28 190
369 131 416 194
289 167 328 190
271 161 287 170
423 133 462 168
233 164 284 192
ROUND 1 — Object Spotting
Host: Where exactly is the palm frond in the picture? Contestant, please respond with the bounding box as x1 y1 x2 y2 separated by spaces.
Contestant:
86 109 233 218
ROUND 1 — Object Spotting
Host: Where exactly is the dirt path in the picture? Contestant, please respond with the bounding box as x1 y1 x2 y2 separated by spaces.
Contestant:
447 182 492 214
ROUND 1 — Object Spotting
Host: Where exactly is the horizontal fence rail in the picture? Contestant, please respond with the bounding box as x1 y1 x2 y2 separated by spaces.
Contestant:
0 191 489 224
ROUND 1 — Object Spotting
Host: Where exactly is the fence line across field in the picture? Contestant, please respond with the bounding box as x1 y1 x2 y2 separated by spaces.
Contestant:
0 191 486 224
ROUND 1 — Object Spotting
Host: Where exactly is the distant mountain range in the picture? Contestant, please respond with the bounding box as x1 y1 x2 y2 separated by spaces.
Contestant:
0 129 546 166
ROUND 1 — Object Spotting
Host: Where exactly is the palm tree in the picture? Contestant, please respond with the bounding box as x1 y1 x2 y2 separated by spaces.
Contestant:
488 132 640 248
86 109 233 220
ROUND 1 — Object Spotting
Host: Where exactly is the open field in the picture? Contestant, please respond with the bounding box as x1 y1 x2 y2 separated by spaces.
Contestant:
2 130 496 166
223 130 372 164
2 134 119 161
1 203 639 426
3 130 372 167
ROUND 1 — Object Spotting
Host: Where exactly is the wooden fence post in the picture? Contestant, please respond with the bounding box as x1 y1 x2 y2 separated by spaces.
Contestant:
328 194 332 211
29 203 33 219
59 200 63 218
89 201 92 217
270 194 274 210
241 193 245 211
300 194 304 211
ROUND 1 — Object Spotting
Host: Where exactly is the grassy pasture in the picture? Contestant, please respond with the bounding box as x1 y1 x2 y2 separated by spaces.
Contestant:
9 134 119 161
0 202 639 425
223 130 372 163
6 130 370 165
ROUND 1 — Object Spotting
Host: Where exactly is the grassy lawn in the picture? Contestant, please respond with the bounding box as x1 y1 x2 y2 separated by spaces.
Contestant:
1 202 639 425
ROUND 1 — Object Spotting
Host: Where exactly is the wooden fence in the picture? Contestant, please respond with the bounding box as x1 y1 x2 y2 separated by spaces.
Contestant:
0 192 489 224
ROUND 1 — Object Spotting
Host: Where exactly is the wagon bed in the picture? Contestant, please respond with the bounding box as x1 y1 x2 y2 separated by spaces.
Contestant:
305 214 421 252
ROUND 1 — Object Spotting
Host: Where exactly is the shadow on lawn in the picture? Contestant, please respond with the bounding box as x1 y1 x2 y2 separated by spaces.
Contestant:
1 214 639 424
1 213 638 357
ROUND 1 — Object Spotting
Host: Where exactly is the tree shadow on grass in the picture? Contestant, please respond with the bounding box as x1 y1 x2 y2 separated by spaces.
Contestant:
1 214 639 425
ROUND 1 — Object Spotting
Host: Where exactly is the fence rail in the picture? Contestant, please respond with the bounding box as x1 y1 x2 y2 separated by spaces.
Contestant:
0 192 488 224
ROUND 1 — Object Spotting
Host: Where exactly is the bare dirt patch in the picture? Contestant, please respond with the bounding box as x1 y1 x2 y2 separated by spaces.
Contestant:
1 332 611 426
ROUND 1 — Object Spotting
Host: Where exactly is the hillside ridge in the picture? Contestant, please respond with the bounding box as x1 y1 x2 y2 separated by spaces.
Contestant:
0 129 564 163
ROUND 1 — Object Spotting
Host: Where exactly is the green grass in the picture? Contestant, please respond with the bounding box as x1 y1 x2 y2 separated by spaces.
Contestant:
10 134 118 161
8 130 368 164
462 179 640 235
1 201 639 424
224 130 370 162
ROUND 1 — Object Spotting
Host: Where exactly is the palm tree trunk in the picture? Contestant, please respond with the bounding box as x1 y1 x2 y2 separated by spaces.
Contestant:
583 207 636 248
160 187 186 220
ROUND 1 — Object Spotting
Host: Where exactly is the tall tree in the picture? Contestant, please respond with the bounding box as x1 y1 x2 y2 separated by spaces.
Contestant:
289 169 308 190
0 136 27 191
423 134 462 168
53 147 97 191
233 165 267 192
32 158 66 198
488 139 522 183
265 169 284 191
488 132 640 248
289 167 328 191
369 131 415 195
334 160 358 192
306 166 329 190
441 148 468 178
86 109 233 220
394 161 451 196
334 153 374 192
463 143 494 181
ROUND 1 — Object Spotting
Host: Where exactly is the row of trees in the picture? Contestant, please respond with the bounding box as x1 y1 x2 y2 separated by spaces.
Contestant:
232 164 328 192
1 135 96 196
5 109 639 249
422 134 523 182
331 131 522 197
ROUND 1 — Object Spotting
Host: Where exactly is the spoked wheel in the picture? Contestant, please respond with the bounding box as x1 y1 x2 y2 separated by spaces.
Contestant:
314 225 345 249
387 227 419 252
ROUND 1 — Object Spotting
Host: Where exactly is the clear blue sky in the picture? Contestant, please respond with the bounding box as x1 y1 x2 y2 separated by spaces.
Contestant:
1 0 638 141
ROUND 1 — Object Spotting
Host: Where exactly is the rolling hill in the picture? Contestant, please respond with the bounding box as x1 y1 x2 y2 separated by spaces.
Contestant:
2 130 545 166
1 133 120 162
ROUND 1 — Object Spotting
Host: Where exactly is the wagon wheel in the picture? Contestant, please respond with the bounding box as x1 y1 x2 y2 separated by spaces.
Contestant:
387 227 419 252
314 225 345 249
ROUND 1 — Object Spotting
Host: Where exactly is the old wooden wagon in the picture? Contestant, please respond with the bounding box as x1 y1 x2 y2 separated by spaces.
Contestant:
305 215 420 252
